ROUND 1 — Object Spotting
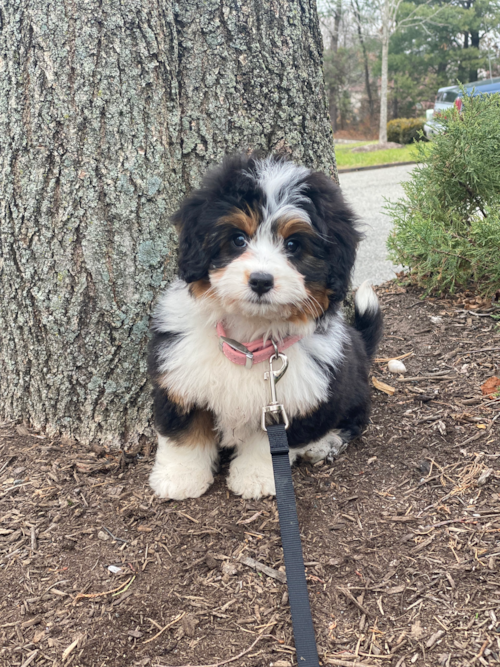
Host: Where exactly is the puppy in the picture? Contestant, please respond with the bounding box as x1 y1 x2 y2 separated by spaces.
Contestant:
148 154 383 500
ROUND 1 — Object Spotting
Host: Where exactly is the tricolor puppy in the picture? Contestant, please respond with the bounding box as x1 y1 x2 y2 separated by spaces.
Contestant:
148 154 383 500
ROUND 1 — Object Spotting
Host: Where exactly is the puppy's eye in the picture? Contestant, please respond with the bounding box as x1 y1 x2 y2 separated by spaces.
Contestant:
285 239 300 254
232 234 247 248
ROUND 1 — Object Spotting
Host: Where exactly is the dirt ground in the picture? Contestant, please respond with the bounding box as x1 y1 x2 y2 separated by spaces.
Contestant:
1 283 500 667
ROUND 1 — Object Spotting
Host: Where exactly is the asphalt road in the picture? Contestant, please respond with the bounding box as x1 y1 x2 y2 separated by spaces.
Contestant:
339 163 415 287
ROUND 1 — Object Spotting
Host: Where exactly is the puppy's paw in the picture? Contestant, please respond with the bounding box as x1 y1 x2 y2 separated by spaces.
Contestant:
293 433 347 464
149 463 214 500
227 459 276 499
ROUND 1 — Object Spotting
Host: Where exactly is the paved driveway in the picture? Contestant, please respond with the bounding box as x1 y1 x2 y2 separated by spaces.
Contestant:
339 164 415 287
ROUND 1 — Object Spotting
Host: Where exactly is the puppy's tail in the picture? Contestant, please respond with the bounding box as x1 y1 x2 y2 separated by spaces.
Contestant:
354 280 383 360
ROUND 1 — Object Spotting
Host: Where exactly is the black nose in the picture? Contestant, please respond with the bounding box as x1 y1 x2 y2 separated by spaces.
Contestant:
249 272 274 296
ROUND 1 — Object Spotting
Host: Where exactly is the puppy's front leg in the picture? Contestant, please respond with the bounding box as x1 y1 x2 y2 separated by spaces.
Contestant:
150 435 218 500
149 404 219 500
227 431 276 500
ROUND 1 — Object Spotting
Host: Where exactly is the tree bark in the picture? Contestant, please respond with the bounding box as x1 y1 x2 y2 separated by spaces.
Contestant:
0 0 336 447
379 0 390 143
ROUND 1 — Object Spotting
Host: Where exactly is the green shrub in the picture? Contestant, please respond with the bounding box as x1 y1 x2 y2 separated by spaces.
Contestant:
386 90 500 297
387 118 426 144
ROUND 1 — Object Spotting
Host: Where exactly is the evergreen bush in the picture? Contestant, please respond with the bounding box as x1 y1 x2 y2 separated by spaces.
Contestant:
386 91 500 296
387 118 426 144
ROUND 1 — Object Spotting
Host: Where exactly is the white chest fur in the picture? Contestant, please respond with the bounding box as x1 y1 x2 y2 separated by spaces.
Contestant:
154 282 347 444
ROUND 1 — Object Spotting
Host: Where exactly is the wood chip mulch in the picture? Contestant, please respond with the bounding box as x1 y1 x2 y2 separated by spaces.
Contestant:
1 283 500 667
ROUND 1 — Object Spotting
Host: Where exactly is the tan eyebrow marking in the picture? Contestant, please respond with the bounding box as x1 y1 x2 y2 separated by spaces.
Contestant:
218 206 261 237
275 218 314 238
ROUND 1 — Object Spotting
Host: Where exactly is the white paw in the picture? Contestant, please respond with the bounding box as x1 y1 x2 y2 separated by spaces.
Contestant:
291 433 347 464
227 458 276 499
149 462 214 500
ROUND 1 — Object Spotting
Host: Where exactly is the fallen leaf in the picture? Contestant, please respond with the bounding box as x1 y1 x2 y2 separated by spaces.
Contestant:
481 376 500 397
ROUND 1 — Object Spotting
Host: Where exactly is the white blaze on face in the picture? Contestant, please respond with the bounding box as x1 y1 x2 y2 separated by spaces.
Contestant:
209 226 308 317
252 157 312 228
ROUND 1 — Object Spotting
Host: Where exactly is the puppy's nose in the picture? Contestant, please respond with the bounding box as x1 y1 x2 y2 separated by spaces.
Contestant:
249 272 274 296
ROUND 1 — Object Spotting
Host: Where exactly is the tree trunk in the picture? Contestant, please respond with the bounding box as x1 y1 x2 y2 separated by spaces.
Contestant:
392 95 398 120
0 0 336 448
352 0 374 125
379 0 390 143
331 0 342 52
469 30 480 81
327 0 343 132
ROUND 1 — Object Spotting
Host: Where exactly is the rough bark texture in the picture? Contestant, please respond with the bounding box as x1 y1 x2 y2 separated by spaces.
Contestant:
0 0 336 447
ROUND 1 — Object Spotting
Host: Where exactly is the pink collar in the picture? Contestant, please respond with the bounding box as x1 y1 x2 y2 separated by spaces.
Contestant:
217 322 302 369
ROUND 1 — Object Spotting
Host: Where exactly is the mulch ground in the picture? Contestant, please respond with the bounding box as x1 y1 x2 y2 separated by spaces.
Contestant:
1 283 500 667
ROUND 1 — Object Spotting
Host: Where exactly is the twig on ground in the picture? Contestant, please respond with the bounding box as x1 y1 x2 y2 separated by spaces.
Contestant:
163 633 270 666
20 650 39 667
0 456 14 475
142 611 185 645
102 526 128 543
397 375 456 382
325 657 382 666
337 587 373 618
238 555 287 583
374 352 414 363
73 576 135 604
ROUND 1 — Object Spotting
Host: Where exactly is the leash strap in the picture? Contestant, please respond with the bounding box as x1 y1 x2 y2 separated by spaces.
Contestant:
267 423 320 667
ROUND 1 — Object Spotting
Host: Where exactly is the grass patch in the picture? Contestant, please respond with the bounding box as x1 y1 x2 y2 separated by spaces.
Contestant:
336 142 420 169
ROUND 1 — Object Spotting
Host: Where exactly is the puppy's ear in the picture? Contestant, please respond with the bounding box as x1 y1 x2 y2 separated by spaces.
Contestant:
303 173 362 304
172 154 256 283
172 192 211 284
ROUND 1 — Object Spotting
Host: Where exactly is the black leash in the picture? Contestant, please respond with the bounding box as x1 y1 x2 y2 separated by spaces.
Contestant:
267 423 320 666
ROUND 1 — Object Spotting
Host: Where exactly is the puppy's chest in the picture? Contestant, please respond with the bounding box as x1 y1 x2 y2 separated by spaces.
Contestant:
164 330 329 430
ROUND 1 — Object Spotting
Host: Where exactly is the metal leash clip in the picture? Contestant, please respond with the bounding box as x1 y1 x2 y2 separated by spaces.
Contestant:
261 341 289 431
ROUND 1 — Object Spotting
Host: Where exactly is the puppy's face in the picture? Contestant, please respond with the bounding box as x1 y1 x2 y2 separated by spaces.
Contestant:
174 155 360 322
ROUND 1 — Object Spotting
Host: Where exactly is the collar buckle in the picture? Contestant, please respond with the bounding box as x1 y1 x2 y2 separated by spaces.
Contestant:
219 336 254 369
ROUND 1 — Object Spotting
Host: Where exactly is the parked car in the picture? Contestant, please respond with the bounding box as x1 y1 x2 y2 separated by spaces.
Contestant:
424 77 500 136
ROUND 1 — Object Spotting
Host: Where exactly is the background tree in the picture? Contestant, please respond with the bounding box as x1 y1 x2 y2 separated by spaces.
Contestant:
319 0 500 136
0 0 336 447
386 0 500 113
376 0 446 142
320 0 380 132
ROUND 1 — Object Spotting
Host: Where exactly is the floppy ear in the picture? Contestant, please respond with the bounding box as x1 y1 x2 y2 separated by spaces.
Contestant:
172 191 211 284
303 173 362 305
